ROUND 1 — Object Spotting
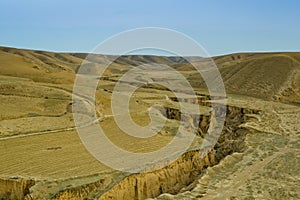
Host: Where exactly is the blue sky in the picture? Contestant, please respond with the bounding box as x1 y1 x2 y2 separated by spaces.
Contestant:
1 0 300 56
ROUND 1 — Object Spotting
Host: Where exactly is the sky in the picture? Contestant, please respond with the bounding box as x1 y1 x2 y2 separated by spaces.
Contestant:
0 0 300 56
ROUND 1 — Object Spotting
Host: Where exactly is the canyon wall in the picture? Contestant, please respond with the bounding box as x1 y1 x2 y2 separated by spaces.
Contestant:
0 99 259 200
97 103 259 200
0 178 35 200
98 150 215 200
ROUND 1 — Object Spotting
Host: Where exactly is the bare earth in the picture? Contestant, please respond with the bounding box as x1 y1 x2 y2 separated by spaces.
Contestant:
0 46 299 199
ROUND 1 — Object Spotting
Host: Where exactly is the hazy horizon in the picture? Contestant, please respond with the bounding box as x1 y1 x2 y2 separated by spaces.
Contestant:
2 45 300 58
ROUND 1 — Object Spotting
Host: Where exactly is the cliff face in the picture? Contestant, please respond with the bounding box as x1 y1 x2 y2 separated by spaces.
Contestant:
49 177 113 200
0 101 259 200
0 178 35 200
214 105 259 162
44 103 258 200
98 150 215 200
97 104 259 200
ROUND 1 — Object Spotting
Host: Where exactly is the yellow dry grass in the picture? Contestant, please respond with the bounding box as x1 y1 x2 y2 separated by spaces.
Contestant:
0 46 299 199
0 130 110 180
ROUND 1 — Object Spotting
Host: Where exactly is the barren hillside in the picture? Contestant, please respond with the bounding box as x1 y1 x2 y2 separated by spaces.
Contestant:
0 46 299 199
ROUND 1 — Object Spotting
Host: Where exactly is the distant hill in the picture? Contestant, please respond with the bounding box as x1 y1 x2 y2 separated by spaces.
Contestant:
0 46 299 103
